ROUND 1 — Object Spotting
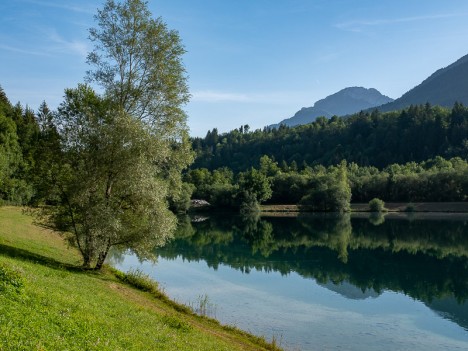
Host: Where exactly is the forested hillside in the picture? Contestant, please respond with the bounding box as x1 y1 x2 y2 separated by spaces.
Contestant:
193 104 468 172
2 82 467 212
186 104 468 210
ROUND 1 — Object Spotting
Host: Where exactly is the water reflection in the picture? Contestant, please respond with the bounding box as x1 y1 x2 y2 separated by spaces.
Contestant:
155 213 468 330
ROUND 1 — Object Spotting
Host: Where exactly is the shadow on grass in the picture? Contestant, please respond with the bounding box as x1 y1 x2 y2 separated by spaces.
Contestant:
0 243 85 273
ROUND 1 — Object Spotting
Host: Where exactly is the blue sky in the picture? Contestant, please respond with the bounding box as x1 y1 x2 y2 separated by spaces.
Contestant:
2 0 468 136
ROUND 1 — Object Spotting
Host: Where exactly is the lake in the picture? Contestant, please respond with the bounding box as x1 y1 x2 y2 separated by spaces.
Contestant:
112 212 468 351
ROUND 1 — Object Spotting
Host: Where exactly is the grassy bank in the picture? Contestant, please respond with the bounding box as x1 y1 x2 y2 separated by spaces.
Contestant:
261 202 468 213
0 207 281 351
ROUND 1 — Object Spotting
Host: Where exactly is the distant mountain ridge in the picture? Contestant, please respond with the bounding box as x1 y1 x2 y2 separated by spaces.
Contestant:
375 53 468 112
272 87 393 128
272 53 468 128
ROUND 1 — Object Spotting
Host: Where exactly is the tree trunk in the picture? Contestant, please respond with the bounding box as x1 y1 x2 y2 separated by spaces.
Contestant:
94 245 110 270
82 253 91 269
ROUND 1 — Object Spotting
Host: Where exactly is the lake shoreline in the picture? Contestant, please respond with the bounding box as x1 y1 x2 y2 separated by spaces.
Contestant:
260 202 468 213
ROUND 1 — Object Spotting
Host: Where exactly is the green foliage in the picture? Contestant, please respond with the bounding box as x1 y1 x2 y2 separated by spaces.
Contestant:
87 0 190 137
0 107 28 204
119 268 159 294
349 157 468 202
187 155 468 207
30 101 62 205
239 191 261 214
270 173 308 204
184 167 238 208
169 182 195 213
259 155 280 177
192 104 468 171
32 0 194 270
300 162 351 212
42 85 180 269
237 168 272 205
369 198 386 212
0 112 20 183
189 105 468 206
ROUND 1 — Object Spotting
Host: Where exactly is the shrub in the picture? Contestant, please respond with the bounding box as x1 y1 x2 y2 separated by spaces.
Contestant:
369 198 386 212
121 268 159 294
239 192 260 214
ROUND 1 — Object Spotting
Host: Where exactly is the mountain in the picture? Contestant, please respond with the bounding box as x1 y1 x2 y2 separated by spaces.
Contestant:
320 281 380 300
272 87 393 128
376 53 468 112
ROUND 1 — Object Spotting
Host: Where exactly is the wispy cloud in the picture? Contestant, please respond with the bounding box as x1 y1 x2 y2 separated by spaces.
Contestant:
335 13 464 32
191 90 315 106
0 26 88 58
46 30 89 57
192 90 251 103
20 0 95 14
0 44 51 57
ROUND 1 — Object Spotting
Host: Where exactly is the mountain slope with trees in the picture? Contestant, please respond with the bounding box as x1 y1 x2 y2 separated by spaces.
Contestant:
194 104 468 172
188 104 468 209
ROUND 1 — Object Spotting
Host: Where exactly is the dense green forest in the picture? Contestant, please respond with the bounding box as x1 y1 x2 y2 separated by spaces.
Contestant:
193 104 468 171
1 85 467 212
186 104 468 209
0 87 45 205
185 155 468 209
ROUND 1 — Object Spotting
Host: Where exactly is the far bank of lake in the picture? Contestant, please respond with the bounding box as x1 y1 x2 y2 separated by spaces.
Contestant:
261 202 468 213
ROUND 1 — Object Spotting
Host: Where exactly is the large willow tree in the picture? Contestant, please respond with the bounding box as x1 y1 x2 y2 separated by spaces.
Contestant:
45 0 193 269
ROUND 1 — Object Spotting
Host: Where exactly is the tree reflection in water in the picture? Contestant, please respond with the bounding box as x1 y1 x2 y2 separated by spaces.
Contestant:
154 212 468 330
160 214 468 294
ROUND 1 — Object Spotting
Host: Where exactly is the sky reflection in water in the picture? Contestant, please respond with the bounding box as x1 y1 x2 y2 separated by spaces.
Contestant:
113 213 468 351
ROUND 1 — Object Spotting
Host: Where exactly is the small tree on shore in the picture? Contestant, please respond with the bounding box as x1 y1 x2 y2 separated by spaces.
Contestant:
237 168 272 213
369 198 386 213
300 161 351 212
41 0 192 269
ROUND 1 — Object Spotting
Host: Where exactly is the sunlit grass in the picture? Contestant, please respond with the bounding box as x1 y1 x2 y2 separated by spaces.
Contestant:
0 206 81 266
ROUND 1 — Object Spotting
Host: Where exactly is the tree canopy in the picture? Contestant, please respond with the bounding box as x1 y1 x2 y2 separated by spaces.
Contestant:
36 0 193 269
192 104 468 171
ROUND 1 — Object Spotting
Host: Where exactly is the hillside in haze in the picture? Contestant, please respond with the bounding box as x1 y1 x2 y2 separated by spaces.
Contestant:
272 87 393 128
376 53 468 112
